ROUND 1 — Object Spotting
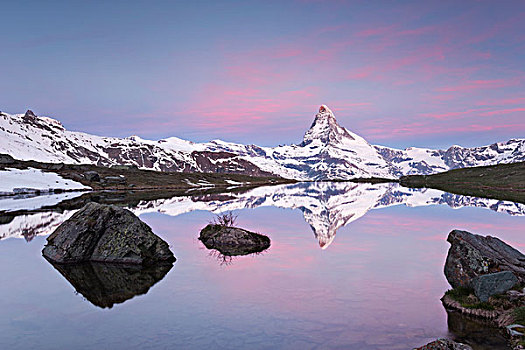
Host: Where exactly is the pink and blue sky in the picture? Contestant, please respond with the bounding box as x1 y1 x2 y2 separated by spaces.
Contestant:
1 0 524 149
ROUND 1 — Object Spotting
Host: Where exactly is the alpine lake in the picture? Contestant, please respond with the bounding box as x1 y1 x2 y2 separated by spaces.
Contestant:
1 182 523 350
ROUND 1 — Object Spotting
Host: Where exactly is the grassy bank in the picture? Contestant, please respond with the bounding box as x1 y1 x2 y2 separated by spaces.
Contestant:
0 154 295 192
399 162 525 204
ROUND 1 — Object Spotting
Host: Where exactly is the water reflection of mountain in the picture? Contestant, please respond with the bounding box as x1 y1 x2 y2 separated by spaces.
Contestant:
131 183 525 248
1 183 524 248
47 261 173 308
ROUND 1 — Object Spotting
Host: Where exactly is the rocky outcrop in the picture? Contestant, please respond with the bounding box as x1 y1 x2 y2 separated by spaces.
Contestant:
103 175 126 184
42 203 175 265
414 338 472 350
472 271 518 302
199 224 270 256
48 261 172 308
442 230 525 349
83 171 100 182
0 153 15 164
444 229 525 289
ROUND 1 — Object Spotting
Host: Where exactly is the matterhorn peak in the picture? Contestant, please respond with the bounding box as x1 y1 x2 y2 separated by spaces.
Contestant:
318 104 333 115
301 105 354 146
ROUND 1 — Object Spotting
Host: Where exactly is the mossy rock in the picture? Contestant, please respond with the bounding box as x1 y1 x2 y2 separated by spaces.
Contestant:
43 202 175 265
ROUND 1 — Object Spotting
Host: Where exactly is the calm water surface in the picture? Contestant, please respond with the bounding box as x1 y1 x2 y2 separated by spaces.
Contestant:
0 183 523 349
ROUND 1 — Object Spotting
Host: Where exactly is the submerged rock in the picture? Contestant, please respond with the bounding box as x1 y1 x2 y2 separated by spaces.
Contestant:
414 338 472 350
199 224 270 256
472 271 518 302
444 229 525 289
42 202 175 265
48 261 172 308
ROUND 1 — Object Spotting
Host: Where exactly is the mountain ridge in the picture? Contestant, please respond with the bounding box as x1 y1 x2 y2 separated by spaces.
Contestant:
0 107 523 180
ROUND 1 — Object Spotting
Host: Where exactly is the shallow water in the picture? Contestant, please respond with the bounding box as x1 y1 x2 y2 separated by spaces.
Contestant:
0 182 522 349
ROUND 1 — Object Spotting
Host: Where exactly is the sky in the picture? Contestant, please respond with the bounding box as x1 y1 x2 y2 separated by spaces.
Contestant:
1 0 524 149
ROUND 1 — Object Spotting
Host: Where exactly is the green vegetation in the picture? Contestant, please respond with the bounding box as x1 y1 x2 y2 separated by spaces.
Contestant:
400 161 525 203
444 287 495 310
513 307 525 325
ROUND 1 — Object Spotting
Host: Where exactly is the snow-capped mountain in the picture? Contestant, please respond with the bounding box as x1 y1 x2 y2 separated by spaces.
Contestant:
376 139 525 176
0 110 272 176
0 107 523 179
2 182 523 248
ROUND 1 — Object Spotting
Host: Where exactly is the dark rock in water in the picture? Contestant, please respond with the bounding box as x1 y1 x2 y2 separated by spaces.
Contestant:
471 271 518 302
42 202 175 265
84 171 100 182
199 224 270 256
444 229 525 289
48 261 172 308
414 338 472 350
0 154 15 164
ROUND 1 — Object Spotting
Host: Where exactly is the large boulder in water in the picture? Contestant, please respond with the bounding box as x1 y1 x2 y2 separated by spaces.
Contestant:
199 224 270 256
42 202 175 265
444 229 525 289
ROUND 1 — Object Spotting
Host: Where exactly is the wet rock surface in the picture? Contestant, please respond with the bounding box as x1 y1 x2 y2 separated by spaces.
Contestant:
48 261 172 308
199 224 270 256
445 309 509 350
444 229 525 289
472 271 518 302
42 202 175 265
414 338 473 350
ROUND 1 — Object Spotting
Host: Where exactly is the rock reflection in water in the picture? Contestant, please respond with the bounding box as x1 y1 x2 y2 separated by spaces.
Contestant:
446 309 509 350
47 261 173 308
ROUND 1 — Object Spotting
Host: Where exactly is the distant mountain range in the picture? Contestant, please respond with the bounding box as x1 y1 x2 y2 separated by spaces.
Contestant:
2 182 523 247
1 106 523 180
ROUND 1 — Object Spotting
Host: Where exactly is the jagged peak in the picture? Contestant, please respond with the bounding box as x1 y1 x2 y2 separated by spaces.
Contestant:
24 109 37 118
301 105 354 146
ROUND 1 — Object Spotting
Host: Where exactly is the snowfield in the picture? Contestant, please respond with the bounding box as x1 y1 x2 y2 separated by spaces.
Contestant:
0 167 89 195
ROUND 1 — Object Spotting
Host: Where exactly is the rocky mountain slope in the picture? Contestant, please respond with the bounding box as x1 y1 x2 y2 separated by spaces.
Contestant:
1 106 523 180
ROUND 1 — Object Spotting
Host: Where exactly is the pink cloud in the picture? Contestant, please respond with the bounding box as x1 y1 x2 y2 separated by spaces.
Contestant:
419 108 490 120
355 25 398 38
361 118 524 140
476 97 525 106
479 108 525 116
436 79 520 92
